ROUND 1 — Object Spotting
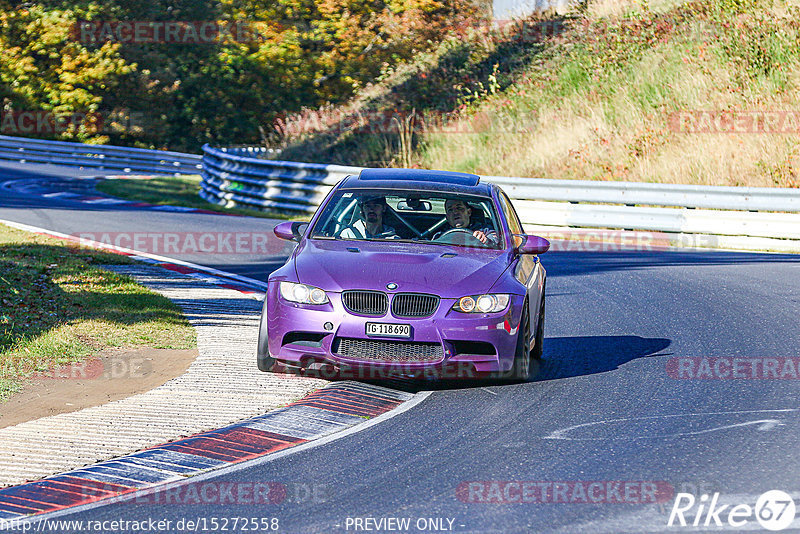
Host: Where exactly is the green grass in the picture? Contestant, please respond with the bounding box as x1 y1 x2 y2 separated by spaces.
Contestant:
0 224 196 400
95 175 295 219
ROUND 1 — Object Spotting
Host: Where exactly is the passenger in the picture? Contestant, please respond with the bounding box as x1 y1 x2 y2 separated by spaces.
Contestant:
341 195 398 239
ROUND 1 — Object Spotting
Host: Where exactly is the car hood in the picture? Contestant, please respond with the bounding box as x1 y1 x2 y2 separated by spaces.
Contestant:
291 239 511 298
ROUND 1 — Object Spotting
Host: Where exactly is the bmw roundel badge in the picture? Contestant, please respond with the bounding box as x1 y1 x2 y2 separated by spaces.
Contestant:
386 283 398 290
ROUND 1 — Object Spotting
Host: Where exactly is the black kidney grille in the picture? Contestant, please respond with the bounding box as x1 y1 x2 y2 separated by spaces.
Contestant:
391 293 439 318
333 338 443 362
342 290 388 316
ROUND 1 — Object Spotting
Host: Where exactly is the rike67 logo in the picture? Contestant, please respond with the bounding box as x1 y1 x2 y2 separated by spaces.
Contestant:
668 490 796 531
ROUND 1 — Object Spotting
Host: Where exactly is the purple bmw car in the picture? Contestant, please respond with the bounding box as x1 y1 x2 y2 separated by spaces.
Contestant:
257 168 549 380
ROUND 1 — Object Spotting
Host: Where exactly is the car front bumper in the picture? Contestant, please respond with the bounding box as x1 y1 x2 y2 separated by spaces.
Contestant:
266 287 525 378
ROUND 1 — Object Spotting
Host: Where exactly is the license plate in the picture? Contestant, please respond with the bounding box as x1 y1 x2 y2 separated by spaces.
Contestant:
365 322 411 338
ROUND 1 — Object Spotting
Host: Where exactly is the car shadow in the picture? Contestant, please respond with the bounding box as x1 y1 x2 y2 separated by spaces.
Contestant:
534 335 671 381
544 250 800 278
287 334 672 393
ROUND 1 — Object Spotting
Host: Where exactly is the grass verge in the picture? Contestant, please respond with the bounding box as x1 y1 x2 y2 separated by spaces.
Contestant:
0 223 196 401
95 175 295 219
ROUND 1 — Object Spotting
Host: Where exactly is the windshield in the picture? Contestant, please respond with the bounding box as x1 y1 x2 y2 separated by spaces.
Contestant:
310 189 504 249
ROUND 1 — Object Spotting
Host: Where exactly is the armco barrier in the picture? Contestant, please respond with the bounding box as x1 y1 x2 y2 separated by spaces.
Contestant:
0 135 202 175
2 136 798 251
199 144 800 251
200 145 360 213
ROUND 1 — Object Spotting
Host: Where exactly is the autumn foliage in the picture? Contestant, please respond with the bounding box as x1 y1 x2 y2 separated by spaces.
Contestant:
0 0 484 151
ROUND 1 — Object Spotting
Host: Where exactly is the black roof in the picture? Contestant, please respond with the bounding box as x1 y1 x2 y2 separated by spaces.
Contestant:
339 168 491 196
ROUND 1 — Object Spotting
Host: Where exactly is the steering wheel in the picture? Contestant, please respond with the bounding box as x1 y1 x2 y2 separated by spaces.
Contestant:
420 218 448 239
432 228 484 246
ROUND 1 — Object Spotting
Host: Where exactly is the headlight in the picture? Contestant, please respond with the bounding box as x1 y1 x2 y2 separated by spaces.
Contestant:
453 294 510 313
279 281 329 305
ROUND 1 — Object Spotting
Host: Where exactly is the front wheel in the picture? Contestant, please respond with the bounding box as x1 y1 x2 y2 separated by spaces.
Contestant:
531 287 545 361
256 309 277 372
496 306 531 382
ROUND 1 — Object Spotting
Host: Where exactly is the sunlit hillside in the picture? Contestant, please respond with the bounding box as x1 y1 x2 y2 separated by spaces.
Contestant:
277 0 800 187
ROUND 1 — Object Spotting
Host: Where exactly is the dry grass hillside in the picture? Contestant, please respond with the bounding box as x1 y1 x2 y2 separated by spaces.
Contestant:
276 0 800 188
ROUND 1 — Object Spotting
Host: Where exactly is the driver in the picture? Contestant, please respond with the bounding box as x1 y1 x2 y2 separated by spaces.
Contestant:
340 195 398 239
436 199 499 246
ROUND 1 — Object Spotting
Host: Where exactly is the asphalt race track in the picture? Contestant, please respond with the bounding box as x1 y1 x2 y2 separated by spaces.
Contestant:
1 162 799 533
0 161 294 281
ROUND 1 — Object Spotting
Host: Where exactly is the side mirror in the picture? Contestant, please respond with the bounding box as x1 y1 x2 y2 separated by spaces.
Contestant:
516 234 550 255
274 221 308 242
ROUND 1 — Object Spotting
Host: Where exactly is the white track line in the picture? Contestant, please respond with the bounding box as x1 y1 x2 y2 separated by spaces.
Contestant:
0 218 268 291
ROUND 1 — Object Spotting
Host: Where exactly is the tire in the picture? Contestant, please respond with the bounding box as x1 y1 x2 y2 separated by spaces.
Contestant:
531 286 545 361
496 306 531 382
256 308 277 372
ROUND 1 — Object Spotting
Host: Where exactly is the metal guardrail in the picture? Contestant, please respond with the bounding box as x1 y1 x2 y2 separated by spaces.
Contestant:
0 135 202 175
200 145 360 213
485 176 800 213
3 136 798 251
200 144 800 251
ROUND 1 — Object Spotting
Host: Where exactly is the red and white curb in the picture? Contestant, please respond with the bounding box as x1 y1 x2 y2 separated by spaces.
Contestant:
0 382 418 521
